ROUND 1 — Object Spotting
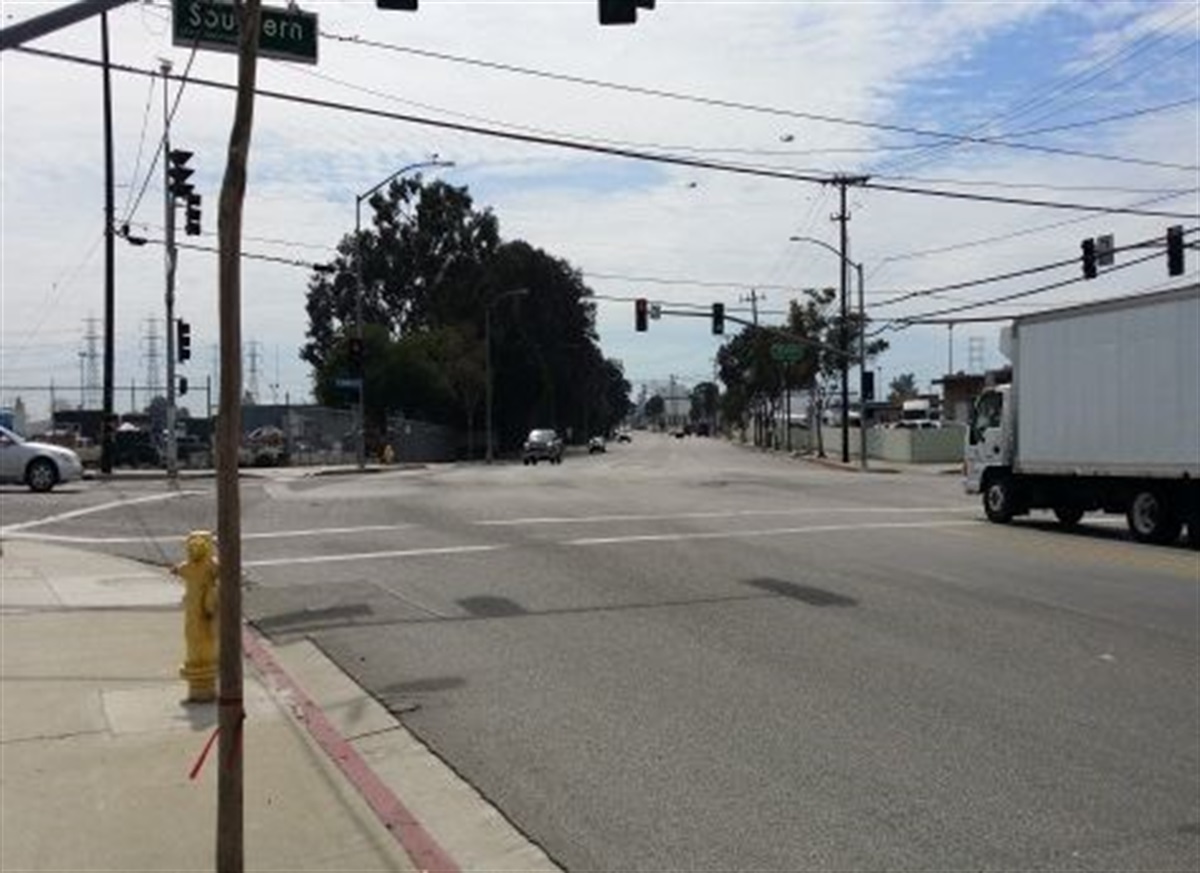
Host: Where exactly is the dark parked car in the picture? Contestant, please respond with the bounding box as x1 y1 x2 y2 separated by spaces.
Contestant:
113 429 161 468
522 429 564 465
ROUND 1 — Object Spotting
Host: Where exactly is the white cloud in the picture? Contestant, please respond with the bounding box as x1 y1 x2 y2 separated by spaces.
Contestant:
2 0 1196 420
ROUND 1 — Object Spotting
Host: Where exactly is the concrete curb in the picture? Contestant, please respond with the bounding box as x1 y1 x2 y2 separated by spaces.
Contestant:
82 464 427 482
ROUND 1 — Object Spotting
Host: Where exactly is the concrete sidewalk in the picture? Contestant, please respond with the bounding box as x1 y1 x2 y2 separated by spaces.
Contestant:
0 539 557 873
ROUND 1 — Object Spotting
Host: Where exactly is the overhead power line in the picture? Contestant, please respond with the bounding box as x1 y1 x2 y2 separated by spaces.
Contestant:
870 6 1199 176
290 59 1197 183
875 227 1197 309
123 234 330 270
872 191 1193 267
320 31 1198 173
121 44 199 226
887 249 1165 326
996 96 1198 140
872 254 1081 309
15 47 1200 221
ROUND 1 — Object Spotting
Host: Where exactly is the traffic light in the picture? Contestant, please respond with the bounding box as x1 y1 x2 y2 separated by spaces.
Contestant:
711 302 725 335
862 370 875 402
167 149 194 199
599 0 655 25
185 193 202 236
1166 225 1185 276
176 319 191 363
376 1 418 8
635 298 648 332
1081 237 1097 279
178 376 189 397
348 336 365 370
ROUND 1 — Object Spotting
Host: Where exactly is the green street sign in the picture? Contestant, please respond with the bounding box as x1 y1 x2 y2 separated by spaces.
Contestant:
770 343 805 363
173 0 318 65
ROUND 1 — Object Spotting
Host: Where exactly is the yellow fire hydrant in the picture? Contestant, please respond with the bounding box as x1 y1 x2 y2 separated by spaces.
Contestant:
172 530 220 703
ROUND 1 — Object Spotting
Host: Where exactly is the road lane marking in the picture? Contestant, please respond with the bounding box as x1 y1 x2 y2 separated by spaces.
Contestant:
245 543 505 568
568 519 980 546
476 506 973 526
2 523 417 545
0 491 206 534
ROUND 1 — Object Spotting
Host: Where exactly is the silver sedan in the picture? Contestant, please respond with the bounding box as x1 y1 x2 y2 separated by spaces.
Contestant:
0 425 84 492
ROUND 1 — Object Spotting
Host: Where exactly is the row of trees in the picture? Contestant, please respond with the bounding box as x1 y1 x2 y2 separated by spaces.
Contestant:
629 286 910 444
302 177 631 454
712 287 888 448
638 289 920 438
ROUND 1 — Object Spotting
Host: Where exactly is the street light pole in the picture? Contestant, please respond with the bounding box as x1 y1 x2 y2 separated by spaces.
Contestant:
353 158 454 469
354 194 365 470
485 287 528 464
789 235 869 470
837 184 850 465
855 261 867 471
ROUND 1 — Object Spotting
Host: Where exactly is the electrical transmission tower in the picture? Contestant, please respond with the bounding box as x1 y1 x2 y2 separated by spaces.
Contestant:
144 316 162 397
246 340 261 404
969 336 986 373
81 315 101 409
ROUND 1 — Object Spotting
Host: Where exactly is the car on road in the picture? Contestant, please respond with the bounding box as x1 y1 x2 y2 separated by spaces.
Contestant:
112 427 161 468
615 431 632 443
588 436 606 454
522 429 564 465
0 424 84 492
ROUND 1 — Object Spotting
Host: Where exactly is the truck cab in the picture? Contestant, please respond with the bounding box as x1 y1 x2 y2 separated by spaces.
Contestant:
964 386 1009 493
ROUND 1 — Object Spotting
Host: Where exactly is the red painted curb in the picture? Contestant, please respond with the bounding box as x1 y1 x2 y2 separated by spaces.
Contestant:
242 626 460 873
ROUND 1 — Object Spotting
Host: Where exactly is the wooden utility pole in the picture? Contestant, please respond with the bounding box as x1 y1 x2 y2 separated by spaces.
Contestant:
216 2 262 871
101 12 116 473
830 174 869 464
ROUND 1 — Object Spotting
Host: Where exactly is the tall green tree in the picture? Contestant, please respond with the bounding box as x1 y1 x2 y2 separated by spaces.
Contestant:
302 176 500 375
302 179 628 456
889 372 919 402
690 382 720 428
715 287 887 450
645 394 665 426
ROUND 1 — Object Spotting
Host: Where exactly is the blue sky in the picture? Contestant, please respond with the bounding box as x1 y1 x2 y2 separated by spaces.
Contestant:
2 0 1197 423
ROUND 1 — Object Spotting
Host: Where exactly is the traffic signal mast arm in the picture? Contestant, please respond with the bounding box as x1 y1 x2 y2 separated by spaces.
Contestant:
651 305 858 360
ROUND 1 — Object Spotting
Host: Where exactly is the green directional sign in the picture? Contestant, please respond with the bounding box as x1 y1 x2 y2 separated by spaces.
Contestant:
173 0 318 65
770 342 805 363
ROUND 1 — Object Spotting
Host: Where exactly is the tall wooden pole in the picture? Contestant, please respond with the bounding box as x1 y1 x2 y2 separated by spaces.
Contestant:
216 2 261 871
100 12 116 472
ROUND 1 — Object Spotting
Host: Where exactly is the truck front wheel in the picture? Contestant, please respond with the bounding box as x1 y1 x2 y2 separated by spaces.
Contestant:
983 476 1014 523
1127 490 1182 544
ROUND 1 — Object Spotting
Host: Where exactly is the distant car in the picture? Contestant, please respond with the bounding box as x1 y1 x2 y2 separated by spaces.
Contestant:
588 436 606 454
522 429 564 465
112 428 161 468
0 424 84 492
615 432 632 443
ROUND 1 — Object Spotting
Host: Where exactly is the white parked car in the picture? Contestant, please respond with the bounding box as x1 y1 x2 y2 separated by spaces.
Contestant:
0 425 84 492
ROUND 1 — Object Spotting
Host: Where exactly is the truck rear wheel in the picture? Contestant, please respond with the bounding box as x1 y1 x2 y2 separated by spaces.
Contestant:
1127 490 1182 544
983 476 1014 523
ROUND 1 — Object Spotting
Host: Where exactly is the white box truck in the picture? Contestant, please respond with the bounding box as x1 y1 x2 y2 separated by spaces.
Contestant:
964 285 1199 546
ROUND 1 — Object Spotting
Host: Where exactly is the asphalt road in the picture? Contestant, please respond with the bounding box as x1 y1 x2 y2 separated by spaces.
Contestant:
3 434 1197 871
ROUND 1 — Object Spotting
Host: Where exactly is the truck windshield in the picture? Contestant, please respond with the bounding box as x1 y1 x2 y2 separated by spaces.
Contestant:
969 391 1003 445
